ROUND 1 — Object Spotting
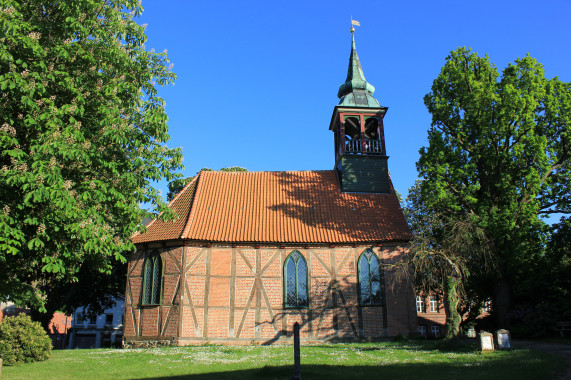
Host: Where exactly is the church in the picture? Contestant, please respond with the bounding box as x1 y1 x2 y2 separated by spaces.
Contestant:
123 30 417 346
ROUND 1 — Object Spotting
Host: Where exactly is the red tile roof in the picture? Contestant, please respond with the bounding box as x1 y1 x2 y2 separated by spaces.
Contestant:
133 170 411 244
132 176 198 243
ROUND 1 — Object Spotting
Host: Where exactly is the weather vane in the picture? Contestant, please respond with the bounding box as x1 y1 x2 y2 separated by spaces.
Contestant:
350 17 360 33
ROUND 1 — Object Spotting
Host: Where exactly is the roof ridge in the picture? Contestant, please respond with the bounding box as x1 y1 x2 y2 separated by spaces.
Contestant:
167 174 198 206
180 172 203 239
204 169 335 174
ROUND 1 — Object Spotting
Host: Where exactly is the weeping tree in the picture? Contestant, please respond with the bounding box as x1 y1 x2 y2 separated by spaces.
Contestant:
404 181 494 337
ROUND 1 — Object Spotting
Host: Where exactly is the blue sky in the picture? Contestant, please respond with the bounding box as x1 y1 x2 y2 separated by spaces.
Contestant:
137 0 571 201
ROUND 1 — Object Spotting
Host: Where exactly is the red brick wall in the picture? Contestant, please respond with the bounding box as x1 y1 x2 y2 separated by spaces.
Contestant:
124 243 416 345
416 293 447 338
124 247 182 340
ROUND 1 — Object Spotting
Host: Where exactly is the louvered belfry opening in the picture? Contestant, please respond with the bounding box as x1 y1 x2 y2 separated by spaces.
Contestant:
341 115 384 156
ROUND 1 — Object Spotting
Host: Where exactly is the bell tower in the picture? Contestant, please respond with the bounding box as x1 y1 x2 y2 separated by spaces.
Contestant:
329 28 390 193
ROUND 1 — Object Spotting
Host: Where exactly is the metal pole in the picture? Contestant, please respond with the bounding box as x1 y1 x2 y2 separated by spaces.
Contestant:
291 322 301 380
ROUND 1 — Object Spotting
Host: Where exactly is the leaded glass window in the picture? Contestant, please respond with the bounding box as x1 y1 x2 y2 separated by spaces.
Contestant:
284 251 308 308
358 249 382 306
142 250 162 305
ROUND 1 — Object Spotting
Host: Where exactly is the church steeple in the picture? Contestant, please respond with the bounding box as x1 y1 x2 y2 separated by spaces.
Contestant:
329 27 390 194
337 32 380 107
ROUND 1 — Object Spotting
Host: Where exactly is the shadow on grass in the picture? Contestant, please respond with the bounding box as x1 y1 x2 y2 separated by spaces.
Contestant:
307 338 480 354
134 354 564 380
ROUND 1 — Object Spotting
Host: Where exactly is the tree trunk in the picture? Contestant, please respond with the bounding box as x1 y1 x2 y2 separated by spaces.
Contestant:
495 279 512 329
444 276 462 338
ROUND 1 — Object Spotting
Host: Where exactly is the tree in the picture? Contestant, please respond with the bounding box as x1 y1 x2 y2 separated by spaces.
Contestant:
0 0 183 327
544 217 571 319
167 166 247 201
417 47 570 327
404 180 493 337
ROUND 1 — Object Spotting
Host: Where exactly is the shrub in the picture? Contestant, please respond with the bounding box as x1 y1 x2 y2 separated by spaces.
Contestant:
0 313 52 365
393 333 410 342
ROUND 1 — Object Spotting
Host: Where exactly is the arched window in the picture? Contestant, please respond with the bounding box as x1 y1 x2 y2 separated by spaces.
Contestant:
344 117 361 140
344 116 361 153
358 249 382 306
142 250 162 305
284 251 308 308
364 117 379 140
364 117 382 154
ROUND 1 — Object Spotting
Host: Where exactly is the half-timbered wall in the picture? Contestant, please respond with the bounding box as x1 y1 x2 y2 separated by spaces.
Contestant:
124 243 416 346
124 247 182 345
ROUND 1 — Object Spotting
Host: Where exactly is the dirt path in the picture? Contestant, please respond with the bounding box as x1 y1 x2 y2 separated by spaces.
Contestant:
513 340 571 380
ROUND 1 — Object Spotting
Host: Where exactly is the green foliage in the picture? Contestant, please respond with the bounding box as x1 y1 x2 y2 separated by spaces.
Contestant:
167 167 247 201
546 217 571 316
392 333 409 342
444 276 462 338
0 0 183 315
404 180 493 337
218 166 247 172
0 313 52 365
508 217 571 336
416 47 570 325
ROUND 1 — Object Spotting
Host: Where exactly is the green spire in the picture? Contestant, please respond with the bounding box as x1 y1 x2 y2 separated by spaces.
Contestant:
337 32 380 107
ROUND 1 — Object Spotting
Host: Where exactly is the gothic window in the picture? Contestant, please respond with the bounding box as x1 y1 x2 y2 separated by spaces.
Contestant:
284 251 308 308
358 249 382 306
142 250 162 305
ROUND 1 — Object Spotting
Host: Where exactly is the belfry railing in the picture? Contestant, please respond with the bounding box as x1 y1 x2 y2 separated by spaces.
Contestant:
344 139 383 154
345 139 361 153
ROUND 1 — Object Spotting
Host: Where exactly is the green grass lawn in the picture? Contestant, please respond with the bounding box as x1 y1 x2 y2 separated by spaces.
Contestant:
3 340 566 380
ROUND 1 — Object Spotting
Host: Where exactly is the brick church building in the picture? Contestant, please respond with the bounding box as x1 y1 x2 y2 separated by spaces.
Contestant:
123 30 417 346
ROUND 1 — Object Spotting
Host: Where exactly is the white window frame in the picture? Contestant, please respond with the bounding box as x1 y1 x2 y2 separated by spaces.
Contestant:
483 299 492 312
418 325 427 337
416 296 426 313
429 296 438 312
431 325 440 337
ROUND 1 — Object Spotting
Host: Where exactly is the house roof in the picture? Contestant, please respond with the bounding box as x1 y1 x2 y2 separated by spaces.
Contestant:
132 170 411 244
